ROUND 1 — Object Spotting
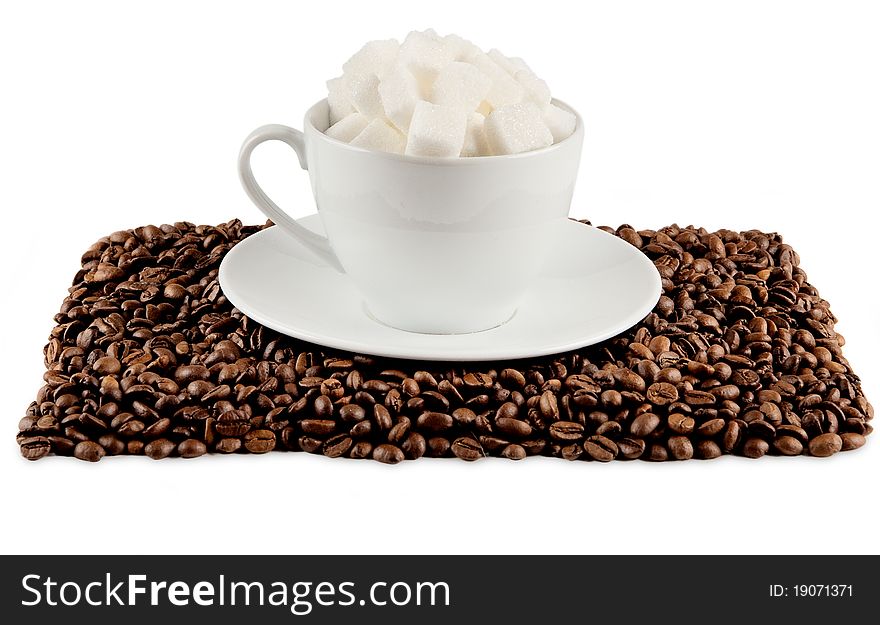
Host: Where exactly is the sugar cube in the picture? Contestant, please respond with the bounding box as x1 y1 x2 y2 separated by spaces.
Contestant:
506 56 532 73
460 112 491 157
378 63 421 133
399 30 453 98
431 62 492 112
350 118 406 154
405 101 468 157
470 53 525 109
484 102 553 155
326 76 355 125
342 39 400 78
345 72 384 118
543 103 577 143
443 34 480 62
487 49 520 76
325 113 370 142
421 28 443 41
515 69 551 107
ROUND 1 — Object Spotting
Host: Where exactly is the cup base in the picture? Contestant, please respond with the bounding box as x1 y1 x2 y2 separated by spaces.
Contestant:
363 303 518 336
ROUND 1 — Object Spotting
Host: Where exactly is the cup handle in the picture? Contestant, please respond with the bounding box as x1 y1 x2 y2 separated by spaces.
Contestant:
238 124 344 272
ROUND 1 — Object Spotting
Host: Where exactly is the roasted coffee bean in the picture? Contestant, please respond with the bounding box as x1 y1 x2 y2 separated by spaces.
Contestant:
559 443 582 460
145 438 176 460
667 436 694 460
427 437 451 457
416 411 453 432
668 413 695 435
843 417 866 435
452 407 477 426
421 390 450 412
362 379 391 394
647 444 668 461
401 432 427 460
518 439 544 456
98 433 125 455
313 395 334 418
463 372 493 388
48 435 75 455
298 436 322 453
186 380 214 399
36 414 59 430
117 419 145 438
595 420 622 438
500 444 526 460
617 437 646 460
613 368 646 392
348 440 372 459
748 420 775 441
597 390 621 409
178 439 207 458
711 385 740 401
774 436 803 456
697 418 726 437
695 440 722 459
215 411 250 437
323 434 353 459
321 378 345 400
476 436 507 453
373 404 393 431
20 436 51 461
809 433 842 457
339 404 366 423
583 435 618 462
496 402 520 420
413 370 437 388
801 412 824 436
646 382 678 406
539 391 559 419
683 389 716 406
244 429 276 454
549 421 584 441
495 417 532 438
215 437 242 454
630 413 660 437
776 424 808 444
743 437 769 459
175 364 209 384
93 356 121 375
300 419 336 436
722 421 742 452
401 378 420 397
500 368 526 388
142 417 172 439
451 437 483 461
840 432 866 451
350 420 372 438
566 374 601 393
388 417 411 444
74 440 105 462
373 444 404 465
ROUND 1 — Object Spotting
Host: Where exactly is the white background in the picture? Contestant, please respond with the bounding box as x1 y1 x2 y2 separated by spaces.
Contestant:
1 0 878 555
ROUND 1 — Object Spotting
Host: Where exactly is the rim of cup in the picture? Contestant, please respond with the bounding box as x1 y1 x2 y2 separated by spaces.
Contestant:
309 98 584 165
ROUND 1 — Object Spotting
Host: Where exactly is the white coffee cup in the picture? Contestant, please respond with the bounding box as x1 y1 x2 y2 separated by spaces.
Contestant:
238 99 584 334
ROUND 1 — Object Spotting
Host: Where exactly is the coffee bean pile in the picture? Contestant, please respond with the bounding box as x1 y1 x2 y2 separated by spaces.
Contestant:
18 219 873 463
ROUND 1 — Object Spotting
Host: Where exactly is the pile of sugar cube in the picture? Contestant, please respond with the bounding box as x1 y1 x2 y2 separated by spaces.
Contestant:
324 30 577 157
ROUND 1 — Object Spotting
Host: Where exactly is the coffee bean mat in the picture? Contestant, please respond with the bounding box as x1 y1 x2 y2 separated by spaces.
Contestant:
18 219 873 463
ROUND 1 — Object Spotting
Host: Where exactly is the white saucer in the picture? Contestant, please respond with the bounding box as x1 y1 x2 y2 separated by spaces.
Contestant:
218 215 661 361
